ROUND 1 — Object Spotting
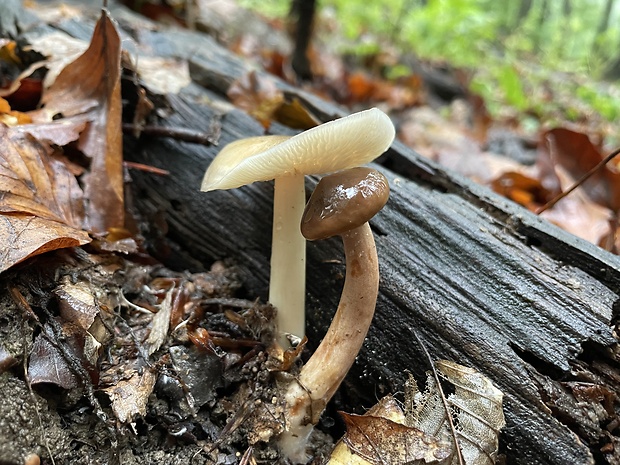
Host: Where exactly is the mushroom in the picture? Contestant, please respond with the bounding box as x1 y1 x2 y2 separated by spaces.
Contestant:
201 109 394 346
279 166 390 463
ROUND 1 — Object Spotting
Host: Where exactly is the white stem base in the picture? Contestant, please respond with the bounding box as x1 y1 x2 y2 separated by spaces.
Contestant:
279 224 379 462
270 174 307 346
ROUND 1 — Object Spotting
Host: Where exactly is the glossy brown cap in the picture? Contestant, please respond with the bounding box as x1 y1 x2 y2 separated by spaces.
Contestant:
301 167 389 241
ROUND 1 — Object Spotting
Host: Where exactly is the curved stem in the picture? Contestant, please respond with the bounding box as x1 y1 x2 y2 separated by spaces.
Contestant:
270 174 307 346
280 222 379 462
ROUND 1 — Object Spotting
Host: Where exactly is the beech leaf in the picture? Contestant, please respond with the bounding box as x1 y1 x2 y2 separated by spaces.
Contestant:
0 125 90 272
38 9 124 233
406 360 505 465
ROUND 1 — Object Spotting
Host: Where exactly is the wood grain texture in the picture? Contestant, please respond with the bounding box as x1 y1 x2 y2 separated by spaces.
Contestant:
125 91 619 465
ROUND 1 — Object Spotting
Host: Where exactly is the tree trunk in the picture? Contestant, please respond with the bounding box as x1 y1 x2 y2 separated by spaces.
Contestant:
516 0 533 26
288 0 316 81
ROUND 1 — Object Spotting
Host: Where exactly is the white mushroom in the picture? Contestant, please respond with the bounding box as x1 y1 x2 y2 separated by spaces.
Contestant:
201 108 395 346
279 167 390 463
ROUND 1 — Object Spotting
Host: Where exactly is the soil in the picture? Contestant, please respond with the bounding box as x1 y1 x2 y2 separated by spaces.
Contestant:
0 249 333 465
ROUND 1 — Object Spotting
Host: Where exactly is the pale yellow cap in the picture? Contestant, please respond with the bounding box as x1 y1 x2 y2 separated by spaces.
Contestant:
201 108 395 191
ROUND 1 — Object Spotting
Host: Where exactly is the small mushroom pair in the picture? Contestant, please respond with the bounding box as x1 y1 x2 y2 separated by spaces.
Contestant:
201 108 394 346
279 166 389 463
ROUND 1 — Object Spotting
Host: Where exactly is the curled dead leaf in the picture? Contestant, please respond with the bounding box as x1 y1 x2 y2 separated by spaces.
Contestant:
490 171 553 211
54 278 100 331
227 70 284 130
328 396 451 465
0 214 88 272
102 368 157 423
37 9 124 234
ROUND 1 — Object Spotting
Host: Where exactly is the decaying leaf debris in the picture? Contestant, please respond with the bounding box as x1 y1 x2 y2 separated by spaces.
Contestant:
328 361 504 465
0 248 319 463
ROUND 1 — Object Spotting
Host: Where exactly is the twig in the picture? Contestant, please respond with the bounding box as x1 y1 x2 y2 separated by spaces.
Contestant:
122 123 220 146
19 310 55 465
411 328 464 465
124 161 170 176
536 146 620 214
10 286 117 445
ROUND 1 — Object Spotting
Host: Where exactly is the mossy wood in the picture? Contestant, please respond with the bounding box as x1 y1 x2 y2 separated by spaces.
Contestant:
30 3 620 464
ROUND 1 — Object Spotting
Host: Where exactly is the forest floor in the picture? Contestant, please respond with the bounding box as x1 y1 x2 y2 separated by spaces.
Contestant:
0 1 618 465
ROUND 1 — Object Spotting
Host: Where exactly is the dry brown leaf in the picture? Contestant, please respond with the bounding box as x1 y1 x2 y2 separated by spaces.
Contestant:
0 125 84 225
144 286 173 355
25 32 89 88
133 55 191 95
227 70 284 130
0 96 33 125
538 175 610 245
340 411 452 464
37 9 124 234
28 319 94 389
55 278 101 331
15 119 86 146
273 98 320 130
543 127 620 211
0 214 89 272
406 360 505 465
490 171 554 211
346 72 376 102
0 97 9 112
103 368 157 423
0 125 90 272
0 38 12 52
328 396 451 465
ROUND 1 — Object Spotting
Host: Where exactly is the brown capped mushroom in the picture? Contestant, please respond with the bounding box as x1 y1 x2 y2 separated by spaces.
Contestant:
279 167 390 463
201 109 394 346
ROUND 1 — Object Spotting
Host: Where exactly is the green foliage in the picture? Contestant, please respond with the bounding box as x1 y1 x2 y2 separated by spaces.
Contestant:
239 0 620 123
576 83 620 121
237 0 289 19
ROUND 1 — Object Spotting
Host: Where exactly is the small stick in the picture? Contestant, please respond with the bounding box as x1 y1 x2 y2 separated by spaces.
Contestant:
124 161 170 176
20 319 56 465
537 146 620 214
411 328 464 465
122 123 220 146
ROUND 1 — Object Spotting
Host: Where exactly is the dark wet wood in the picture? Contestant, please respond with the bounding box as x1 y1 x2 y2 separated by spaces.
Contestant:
125 87 620 465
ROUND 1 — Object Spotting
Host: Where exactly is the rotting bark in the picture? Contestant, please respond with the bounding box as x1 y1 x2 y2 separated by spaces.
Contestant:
125 92 620 465
116 11 620 465
7 2 620 464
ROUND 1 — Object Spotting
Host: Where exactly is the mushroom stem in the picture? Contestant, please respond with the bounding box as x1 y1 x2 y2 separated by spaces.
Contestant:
280 222 379 462
270 174 307 346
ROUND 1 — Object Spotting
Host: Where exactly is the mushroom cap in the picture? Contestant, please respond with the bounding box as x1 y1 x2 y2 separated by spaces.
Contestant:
201 108 395 191
301 167 389 241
